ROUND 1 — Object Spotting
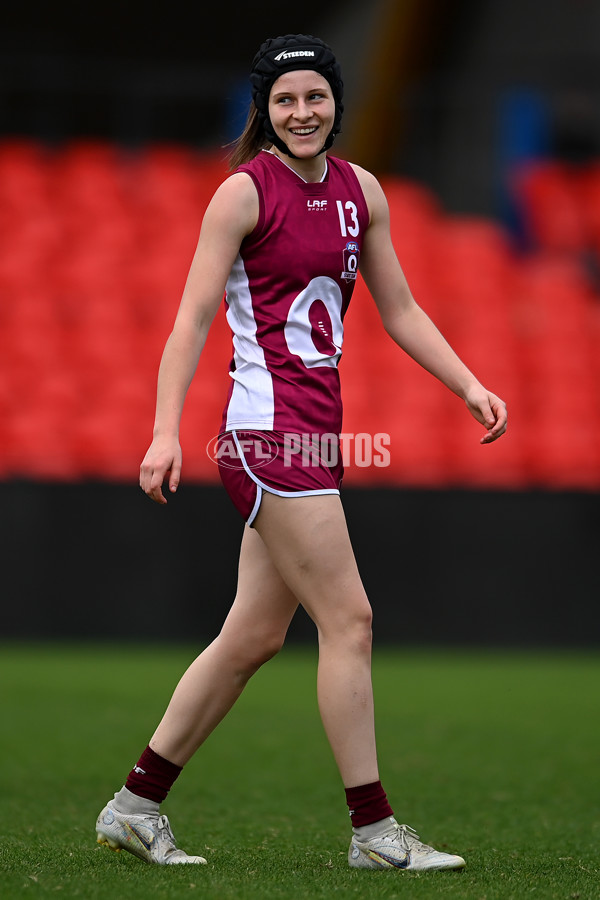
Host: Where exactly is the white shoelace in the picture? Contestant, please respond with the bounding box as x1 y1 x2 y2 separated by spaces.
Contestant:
156 815 178 849
384 823 428 851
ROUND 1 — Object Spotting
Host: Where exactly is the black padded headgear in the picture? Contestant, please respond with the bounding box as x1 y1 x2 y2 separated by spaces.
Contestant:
250 34 344 158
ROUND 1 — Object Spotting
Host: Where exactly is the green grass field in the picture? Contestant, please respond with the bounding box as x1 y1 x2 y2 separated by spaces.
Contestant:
1 644 598 899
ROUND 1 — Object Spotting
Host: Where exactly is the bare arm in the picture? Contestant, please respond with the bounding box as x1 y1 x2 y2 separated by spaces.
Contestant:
352 164 507 443
140 172 259 503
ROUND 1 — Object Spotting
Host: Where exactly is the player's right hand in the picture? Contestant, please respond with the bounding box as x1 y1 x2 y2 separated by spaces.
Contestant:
139 436 182 504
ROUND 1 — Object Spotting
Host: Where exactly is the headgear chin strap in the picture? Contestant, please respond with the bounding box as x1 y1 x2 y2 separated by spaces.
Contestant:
250 34 344 158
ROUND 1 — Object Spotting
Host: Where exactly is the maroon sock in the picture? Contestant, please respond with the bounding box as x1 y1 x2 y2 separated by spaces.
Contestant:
125 746 183 804
345 780 394 828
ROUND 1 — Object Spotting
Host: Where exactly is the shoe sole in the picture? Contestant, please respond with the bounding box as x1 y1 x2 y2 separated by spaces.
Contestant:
96 832 123 853
96 828 207 865
349 847 466 871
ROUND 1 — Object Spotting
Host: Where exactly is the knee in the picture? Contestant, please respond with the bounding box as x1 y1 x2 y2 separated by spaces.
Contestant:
319 602 373 656
246 629 286 672
349 606 373 655
222 627 286 681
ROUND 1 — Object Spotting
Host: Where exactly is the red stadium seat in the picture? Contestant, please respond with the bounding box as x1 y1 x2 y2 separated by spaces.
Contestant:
513 161 587 253
72 404 148 480
526 420 600 489
0 139 50 212
5 406 78 480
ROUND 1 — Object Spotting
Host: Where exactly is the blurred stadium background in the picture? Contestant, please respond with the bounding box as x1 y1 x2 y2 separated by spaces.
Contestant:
1 0 599 644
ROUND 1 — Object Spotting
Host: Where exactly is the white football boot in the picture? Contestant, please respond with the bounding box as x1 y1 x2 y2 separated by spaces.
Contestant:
349 818 465 871
96 802 207 865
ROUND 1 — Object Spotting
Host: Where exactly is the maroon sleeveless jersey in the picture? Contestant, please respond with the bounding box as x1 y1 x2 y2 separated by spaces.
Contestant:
221 149 369 437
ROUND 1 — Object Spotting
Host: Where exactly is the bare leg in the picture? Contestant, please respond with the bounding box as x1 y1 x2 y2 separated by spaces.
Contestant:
253 492 379 789
150 525 298 766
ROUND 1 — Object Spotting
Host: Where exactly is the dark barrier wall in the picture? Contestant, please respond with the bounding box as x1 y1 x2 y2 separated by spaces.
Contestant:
2 482 599 646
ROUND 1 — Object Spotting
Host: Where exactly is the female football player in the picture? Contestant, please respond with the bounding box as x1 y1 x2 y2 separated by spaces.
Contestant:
96 33 506 871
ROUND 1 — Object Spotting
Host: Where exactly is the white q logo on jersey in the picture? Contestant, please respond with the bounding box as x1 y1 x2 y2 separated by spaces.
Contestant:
284 276 343 368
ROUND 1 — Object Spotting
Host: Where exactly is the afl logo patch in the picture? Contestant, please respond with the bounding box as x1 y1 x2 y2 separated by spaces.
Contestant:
342 241 359 281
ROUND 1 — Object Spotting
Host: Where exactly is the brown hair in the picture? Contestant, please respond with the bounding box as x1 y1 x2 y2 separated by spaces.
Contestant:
227 101 271 170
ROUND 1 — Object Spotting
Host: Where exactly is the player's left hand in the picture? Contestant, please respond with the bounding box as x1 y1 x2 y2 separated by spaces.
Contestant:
464 387 507 444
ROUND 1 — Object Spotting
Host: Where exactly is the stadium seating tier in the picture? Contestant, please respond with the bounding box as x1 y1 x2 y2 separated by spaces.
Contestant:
1 139 599 488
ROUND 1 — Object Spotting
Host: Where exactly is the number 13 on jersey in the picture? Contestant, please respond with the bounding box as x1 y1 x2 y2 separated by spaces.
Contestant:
336 200 359 237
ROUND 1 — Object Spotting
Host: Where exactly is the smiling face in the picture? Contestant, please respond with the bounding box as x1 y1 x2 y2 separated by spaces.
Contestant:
268 70 336 160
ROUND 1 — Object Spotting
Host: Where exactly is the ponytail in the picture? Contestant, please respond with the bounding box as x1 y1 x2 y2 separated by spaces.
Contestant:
227 102 270 170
